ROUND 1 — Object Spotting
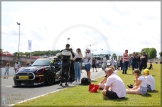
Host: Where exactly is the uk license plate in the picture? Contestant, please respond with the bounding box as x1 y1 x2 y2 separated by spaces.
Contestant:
19 76 29 80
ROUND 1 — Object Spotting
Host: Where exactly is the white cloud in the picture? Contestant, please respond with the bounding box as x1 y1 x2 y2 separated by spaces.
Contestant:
1 1 160 56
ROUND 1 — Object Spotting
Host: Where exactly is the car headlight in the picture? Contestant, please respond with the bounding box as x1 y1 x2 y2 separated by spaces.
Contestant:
36 68 45 74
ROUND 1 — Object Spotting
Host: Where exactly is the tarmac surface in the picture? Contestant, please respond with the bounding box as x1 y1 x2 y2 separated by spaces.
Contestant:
1 67 105 106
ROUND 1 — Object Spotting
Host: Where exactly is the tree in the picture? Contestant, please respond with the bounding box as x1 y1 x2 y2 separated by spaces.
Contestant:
141 48 157 59
112 53 117 60
141 48 150 56
0 49 3 52
136 52 141 56
129 54 132 57
118 56 121 61
148 48 157 59
159 52 162 58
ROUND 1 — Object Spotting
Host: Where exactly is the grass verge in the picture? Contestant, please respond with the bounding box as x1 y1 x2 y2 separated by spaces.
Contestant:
14 64 161 107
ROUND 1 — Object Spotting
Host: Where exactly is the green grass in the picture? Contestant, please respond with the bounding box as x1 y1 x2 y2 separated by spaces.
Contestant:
14 64 161 107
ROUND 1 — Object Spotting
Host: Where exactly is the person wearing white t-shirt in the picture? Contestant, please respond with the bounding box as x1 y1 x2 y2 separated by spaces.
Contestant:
98 66 115 90
102 56 107 71
126 69 147 95
102 68 126 99
14 61 19 73
143 69 155 91
83 48 92 79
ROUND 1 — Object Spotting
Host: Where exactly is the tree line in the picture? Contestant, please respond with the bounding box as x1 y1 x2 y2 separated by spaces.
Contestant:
1 47 162 59
13 50 60 57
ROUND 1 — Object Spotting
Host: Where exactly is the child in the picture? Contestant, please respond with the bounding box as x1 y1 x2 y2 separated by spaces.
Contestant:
4 63 10 79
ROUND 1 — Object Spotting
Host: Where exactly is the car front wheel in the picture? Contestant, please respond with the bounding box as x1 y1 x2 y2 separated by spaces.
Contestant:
45 72 55 85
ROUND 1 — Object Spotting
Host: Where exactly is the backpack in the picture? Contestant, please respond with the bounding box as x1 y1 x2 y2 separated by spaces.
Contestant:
81 77 91 85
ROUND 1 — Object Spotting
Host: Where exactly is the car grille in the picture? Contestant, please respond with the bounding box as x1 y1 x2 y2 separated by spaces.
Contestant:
16 73 35 80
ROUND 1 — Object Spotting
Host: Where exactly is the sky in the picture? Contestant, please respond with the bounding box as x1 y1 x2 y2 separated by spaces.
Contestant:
1 1 161 56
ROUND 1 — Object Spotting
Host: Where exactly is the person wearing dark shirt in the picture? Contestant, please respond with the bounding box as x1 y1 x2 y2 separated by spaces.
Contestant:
137 55 141 69
69 48 75 82
131 52 138 72
139 51 148 72
147 62 153 70
92 58 97 72
56 44 72 86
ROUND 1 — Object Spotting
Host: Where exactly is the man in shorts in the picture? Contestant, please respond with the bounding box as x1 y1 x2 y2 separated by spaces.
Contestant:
84 48 92 79
102 68 126 99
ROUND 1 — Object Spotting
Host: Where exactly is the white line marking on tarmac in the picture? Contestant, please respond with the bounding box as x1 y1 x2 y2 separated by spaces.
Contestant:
1 85 12 87
8 69 104 106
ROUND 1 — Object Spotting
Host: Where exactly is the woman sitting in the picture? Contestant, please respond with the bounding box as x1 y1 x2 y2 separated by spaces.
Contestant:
98 66 115 89
126 69 147 95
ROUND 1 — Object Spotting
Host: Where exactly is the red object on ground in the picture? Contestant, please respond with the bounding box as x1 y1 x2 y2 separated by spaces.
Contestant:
89 84 99 93
89 84 94 91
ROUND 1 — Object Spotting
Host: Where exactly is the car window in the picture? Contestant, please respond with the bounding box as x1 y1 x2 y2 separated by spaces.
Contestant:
32 59 50 66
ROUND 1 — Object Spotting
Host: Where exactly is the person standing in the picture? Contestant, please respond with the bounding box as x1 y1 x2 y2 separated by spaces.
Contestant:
122 50 129 74
131 52 138 72
137 55 141 69
102 56 107 71
69 48 75 82
17 60 21 67
14 61 19 73
84 48 92 79
120 56 123 70
4 63 10 79
139 51 148 72
56 44 72 86
72 48 83 85
92 58 97 72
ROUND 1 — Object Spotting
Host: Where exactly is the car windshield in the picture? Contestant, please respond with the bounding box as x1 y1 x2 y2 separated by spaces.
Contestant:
32 59 50 66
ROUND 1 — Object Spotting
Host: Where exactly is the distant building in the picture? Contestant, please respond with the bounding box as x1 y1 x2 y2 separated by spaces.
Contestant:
0 52 39 67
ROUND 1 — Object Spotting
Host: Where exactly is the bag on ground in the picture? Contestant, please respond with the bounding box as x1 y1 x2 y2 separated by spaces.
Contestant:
89 84 99 93
81 77 91 85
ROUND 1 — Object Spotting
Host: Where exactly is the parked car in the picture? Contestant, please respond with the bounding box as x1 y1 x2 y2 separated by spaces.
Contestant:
13 57 61 86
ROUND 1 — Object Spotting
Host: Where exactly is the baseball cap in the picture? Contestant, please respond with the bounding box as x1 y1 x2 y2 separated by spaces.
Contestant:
143 69 149 74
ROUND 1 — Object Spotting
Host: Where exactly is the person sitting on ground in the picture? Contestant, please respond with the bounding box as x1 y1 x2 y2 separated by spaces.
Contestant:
98 66 115 90
147 62 153 70
102 68 126 99
126 69 147 95
143 69 155 91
